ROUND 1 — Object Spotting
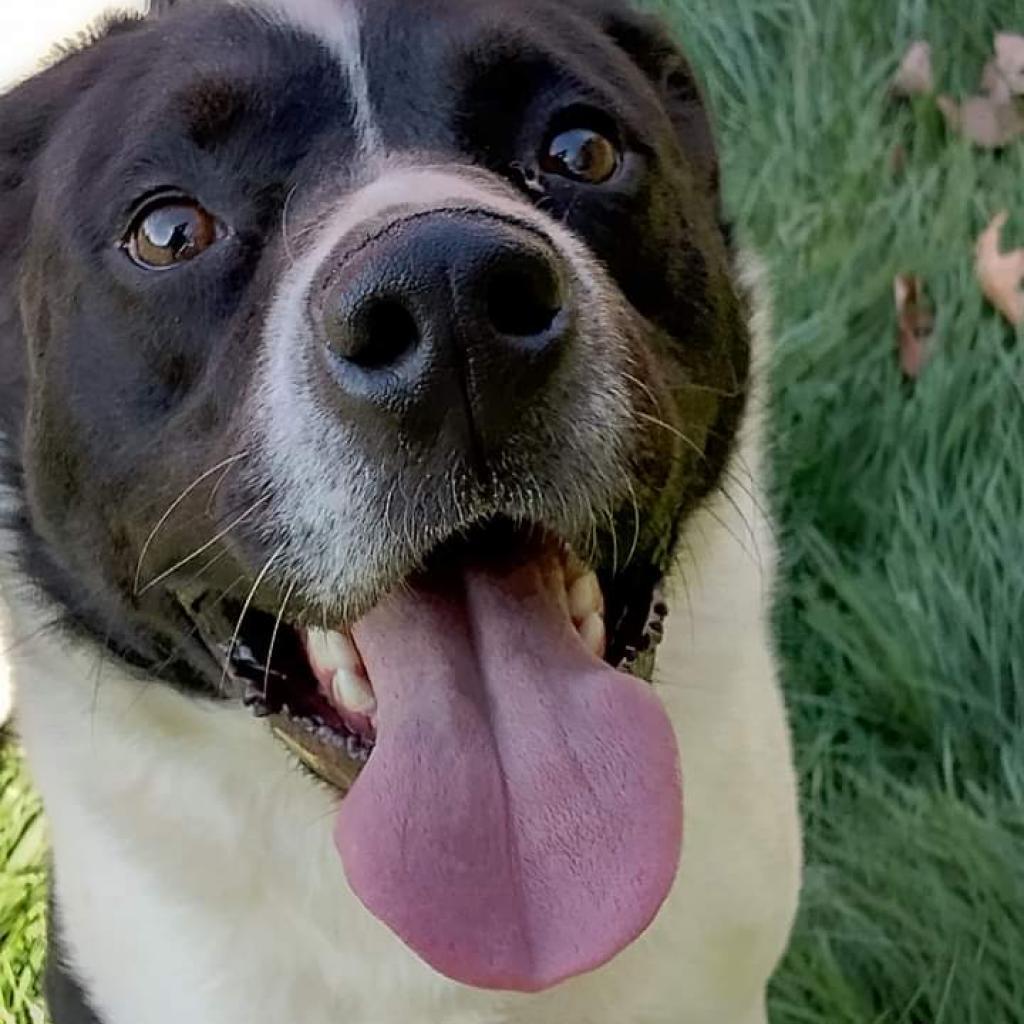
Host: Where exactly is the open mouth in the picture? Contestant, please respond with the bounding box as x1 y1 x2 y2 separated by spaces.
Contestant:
185 527 669 795
180 524 680 993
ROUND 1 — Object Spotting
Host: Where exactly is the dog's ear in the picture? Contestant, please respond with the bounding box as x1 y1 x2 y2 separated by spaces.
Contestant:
603 8 721 202
0 21 138 435
0 23 135 243
0 62 81 431
0 60 81 299
0 14 142 225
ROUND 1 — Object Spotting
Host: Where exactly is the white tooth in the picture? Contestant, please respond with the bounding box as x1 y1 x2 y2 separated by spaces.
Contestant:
306 627 362 676
331 668 377 716
563 551 589 587
568 572 603 624
579 613 606 659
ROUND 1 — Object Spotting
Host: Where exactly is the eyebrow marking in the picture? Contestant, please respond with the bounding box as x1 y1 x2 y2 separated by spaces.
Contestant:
234 0 381 155
180 79 249 150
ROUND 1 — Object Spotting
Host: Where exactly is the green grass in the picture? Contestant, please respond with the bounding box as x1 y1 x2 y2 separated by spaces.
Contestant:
663 0 1024 1020
0 741 47 1024
3 1 1024 1021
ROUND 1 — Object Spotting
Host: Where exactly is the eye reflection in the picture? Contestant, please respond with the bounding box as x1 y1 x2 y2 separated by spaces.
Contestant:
125 197 224 270
541 127 621 184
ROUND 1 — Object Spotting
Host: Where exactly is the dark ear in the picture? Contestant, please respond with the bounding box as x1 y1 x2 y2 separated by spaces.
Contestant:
0 64 74 434
0 14 144 253
603 8 721 202
0 23 134 439
0 55 89 296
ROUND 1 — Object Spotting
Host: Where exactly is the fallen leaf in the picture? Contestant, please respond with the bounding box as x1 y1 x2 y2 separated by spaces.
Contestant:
995 33 1024 95
936 94 960 124
938 93 1024 149
894 274 935 379
892 41 935 97
982 59 1012 104
975 212 1024 326
888 142 908 176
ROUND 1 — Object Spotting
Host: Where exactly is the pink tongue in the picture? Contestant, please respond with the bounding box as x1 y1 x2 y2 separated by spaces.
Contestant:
340 552 682 993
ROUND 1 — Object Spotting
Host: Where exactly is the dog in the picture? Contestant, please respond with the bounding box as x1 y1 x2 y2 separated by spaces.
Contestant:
0 1 801 1021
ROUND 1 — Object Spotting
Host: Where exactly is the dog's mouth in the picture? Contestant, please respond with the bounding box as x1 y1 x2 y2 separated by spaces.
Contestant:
180 524 681 993
185 527 669 793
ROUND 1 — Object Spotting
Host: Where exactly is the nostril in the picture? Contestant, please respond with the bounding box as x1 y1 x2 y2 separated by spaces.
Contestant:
346 298 420 370
485 258 564 338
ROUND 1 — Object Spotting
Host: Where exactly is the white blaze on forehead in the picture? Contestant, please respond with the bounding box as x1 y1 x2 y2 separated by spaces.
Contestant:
234 0 380 153
290 163 605 277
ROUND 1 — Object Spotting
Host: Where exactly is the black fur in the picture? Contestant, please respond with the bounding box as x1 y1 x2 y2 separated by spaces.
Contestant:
1 0 747 697
0 4 750 1017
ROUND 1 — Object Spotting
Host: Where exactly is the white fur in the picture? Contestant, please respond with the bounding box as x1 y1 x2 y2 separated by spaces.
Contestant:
238 0 380 154
4 338 801 1023
252 163 635 614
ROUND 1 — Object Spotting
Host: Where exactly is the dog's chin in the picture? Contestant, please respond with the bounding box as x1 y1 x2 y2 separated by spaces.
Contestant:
178 520 669 796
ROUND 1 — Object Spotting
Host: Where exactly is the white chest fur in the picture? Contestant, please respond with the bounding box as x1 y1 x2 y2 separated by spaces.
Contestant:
4 406 801 1024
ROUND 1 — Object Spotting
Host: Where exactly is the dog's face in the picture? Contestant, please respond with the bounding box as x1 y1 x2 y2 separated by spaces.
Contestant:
1 0 749 995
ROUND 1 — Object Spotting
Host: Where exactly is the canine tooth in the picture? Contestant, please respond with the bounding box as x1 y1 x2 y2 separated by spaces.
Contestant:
568 572 603 624
307 627 362 676
579 612 606 659
562 548 589 586
331 668 377 716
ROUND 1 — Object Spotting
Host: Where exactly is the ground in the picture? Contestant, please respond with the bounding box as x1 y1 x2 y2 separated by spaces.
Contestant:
2 1 1024 1022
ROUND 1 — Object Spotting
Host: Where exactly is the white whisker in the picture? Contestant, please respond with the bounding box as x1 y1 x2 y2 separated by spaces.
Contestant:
137 494 271 597
263 579 297 700
623 473 642 569
133 452 248 596
634 411 705 460
622 370 665 420
281 184 300 266
220 546 286 693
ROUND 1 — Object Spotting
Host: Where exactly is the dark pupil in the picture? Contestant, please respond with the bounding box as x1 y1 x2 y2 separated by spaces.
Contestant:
548 129 614 181
140 205 207 264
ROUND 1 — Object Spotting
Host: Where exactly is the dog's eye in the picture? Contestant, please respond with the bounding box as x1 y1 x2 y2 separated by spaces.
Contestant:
125 196 225 270
540 127 621 185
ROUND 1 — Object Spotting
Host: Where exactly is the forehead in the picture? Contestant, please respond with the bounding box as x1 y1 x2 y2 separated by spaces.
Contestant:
35 0 666 230
352 0 653 143
100 0 650 145
249 0 622 60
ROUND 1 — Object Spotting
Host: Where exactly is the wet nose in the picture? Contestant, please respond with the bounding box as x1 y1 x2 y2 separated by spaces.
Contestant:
315 212 572 456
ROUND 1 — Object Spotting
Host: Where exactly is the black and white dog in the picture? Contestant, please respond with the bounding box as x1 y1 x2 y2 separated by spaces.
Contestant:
0 1 801 1021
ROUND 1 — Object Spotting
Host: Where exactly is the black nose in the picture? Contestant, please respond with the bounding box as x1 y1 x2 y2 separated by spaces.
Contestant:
316 212 572 457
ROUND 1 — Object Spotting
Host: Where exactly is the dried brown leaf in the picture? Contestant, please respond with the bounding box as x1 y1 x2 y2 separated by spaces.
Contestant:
975 212 1024 326
936 94 961 128
892 41 935 97
995 33 1024 95
889 142 909 176
938 93 1024 149
894 274 935 379
981 58 1012 104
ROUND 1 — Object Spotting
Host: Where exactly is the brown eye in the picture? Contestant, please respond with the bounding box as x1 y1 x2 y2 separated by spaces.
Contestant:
540 127 621 184
125 197 224 269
